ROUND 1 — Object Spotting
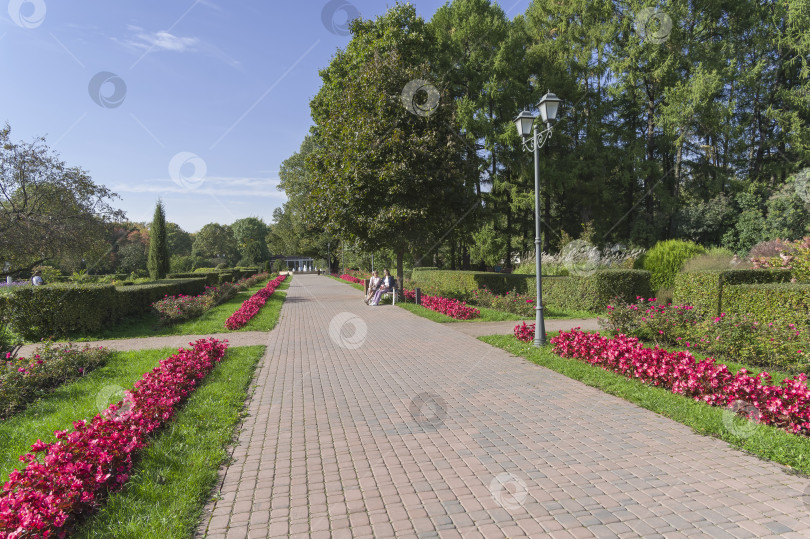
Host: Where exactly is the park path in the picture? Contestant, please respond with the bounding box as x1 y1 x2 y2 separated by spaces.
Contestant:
197 274 810 538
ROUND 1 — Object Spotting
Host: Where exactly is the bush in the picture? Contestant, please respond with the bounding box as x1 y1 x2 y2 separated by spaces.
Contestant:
30 265 62 284
0 341 112 419
748 239 789 260
600 297 809 373
4 278 207 340
673 269 793 317
722 282 810 327
411 269 651 313
643 239 706 291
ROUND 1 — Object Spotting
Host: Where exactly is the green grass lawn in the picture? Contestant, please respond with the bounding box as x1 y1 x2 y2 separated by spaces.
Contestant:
481 334 810 475
72 345 264 538
1 347 181 484
396 302 524 322
62 275 290 341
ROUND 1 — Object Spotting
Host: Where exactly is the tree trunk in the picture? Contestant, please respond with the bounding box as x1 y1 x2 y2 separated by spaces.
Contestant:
396 248 404 292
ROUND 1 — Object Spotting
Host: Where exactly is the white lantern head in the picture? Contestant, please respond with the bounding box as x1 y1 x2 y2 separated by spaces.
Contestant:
514 110 536 138
538 91 562 124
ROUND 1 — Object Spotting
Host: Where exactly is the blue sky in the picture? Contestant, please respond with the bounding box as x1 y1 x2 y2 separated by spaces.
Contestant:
1 0 530 232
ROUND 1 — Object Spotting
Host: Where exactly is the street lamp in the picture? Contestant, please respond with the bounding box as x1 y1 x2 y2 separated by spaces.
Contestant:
514 90 562 347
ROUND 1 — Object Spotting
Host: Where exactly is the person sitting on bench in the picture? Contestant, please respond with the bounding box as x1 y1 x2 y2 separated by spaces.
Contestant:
365 270 381 304
369 269 396 306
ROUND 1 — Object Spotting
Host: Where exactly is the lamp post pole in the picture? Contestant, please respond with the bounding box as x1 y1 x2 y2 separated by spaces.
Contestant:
515 91 561 347
532 123 547 347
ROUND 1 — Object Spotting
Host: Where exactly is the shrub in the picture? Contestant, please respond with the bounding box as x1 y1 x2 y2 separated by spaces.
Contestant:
4 279 207 340
600 297 809 373
722 282 810 328
681 247 741 273
1 342 112 419
673 269 793 317
411 269 650 313
643 239 706 291
749 239 789 260
30 265 62 284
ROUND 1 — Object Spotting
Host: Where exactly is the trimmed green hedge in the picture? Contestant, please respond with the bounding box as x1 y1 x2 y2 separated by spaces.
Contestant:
168 268 259 285
722 282 810 324
411 269 651 313
673 269 793 316
5 278 207 340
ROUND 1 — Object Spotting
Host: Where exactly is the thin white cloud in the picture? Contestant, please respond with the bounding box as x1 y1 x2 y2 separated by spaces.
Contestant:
115 26 240 68
112 176 285 199
127 30 199 52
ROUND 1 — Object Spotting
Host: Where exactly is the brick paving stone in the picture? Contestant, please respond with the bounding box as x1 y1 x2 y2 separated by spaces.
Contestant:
196 275 810 538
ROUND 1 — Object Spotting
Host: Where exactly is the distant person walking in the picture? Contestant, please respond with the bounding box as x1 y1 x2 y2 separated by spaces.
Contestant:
31 270 44 286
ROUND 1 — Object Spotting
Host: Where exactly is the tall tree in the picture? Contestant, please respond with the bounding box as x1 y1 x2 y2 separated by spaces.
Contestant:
0 125 125 276
147 200 169 279
231 217 271 265
192 223 239 266
166 222 193 256
306 3 477 283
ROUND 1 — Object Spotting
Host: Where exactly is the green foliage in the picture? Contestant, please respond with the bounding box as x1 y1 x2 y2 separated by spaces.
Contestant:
643 240 706 291
169 255 194 273
165 222 192 257
231 217 270 264
306 3 478 281
192 223 239 266
30 265 61 284
4 279 207 340
673 269 794 317
147 200 170 280
722 283 810 328
0 125 125 277
411 269 650 313
602 297 809 373
0 342 112 419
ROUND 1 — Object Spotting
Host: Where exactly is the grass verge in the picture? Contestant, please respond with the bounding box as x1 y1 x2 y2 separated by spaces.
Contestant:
481 334 810 475
71 345 264 538
396 302 523 323
61 276 291 341
1 347 179 484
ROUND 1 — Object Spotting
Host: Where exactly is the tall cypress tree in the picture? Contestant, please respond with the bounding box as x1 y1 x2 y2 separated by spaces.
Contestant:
148 200 170 280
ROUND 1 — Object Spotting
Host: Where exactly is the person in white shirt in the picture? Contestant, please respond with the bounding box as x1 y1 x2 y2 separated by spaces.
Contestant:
365 270 381 304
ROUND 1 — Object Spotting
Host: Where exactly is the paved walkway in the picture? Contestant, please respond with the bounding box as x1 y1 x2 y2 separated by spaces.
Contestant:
197 274 810 538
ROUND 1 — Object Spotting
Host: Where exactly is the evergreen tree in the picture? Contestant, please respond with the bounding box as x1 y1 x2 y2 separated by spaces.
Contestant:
147 200 170 280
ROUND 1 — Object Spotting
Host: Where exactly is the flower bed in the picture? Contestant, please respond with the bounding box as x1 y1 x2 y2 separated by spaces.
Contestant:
471 287 535 317
550 329 810 436
0 338 228 537
1 343 112 420
338 274 363 284
514 322 535 343
601 297 809 373
151 273 272 325
402 289 480 320
224 274 286 330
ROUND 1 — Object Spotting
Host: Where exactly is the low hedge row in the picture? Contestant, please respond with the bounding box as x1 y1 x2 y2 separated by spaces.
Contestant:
410 269 651 313
673 269 793 317
722 282 810 325
167 268 259 286
4 278 207 340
